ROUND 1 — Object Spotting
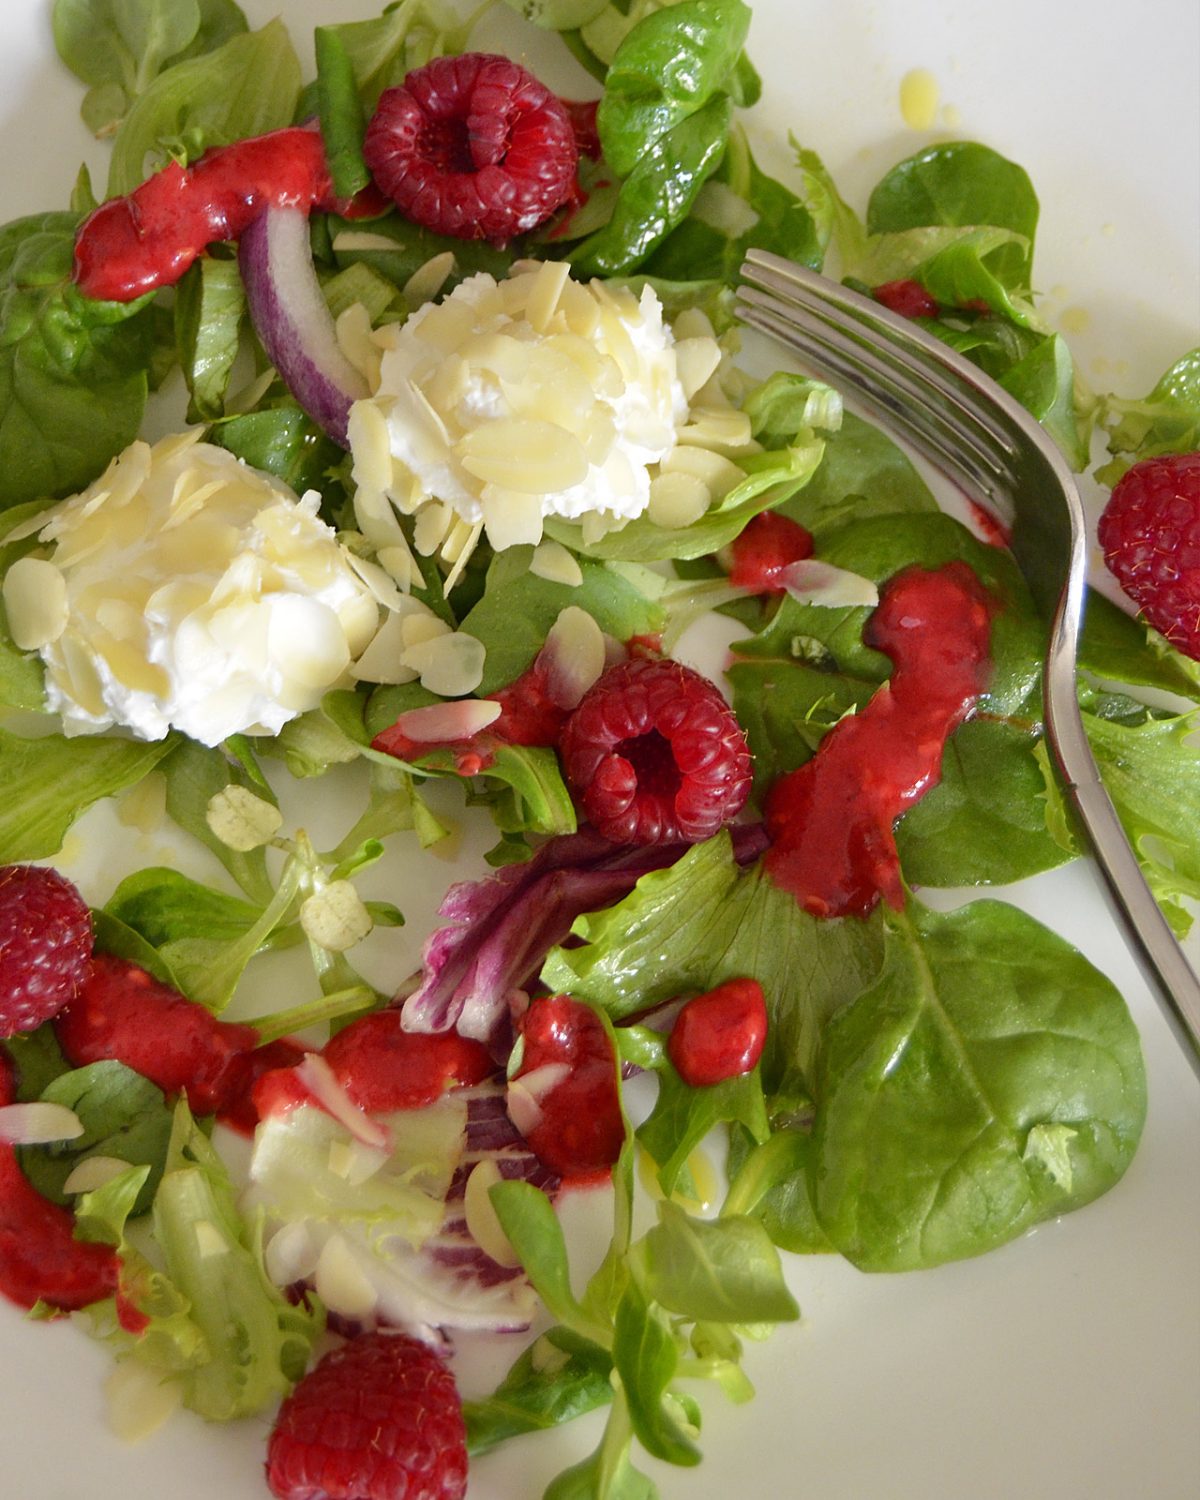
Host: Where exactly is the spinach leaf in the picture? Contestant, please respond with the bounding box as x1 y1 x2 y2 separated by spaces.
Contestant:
643 124 822 283
811 898 1146 1270
0 725 174 861
19 1060 176 1214
866 141 1039 287
774 409 938 537
894 716 1072 885
998 331 1091 470
0 213 157 510
52 0 248 139
597 0 751 177
107 17 301 194
461 549 665 694
489 1180 611 1347
737 511 1044 719
572 93 734 276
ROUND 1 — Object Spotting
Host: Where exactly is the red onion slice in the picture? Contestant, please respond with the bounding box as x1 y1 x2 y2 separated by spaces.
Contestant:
238 205 370 448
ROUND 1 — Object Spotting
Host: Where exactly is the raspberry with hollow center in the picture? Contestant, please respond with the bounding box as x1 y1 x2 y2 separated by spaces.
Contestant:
0 864 92 1039
1098 451 1200 660
266 1332 467 1500
559 657 752 845
363 53 578 243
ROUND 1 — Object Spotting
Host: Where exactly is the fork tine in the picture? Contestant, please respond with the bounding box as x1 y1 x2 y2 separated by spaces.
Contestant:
736 294 1013 502
741 249 1023 466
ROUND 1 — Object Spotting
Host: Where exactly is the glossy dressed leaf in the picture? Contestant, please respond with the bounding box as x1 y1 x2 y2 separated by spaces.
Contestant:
489 1180 608 1346
597 0 751 177
894 717 1072 886
1099 346 1200 478
811 899 1146 1270
572 93 734 277
866 141 1039 287
211 402 344 500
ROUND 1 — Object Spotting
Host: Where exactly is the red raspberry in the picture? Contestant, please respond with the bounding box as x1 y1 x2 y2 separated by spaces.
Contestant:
559 658 752 845
363 54 578 242
0 865 92 1038
872 278 938 319
1098 452 1200 659
266 1332 467 1500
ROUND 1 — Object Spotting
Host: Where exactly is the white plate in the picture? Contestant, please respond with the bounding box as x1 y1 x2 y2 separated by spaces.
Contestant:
2 3 1199 1498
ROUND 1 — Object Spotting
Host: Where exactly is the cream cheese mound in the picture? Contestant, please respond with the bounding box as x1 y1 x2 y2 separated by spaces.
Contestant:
348 261 706 556
6 432 379 745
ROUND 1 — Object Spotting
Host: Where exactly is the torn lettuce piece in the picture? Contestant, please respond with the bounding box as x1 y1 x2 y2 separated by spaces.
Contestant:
76 1101 322 1422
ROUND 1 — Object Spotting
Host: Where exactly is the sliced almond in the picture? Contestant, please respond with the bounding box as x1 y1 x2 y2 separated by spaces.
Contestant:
402 629 486 697
647 470 712 529
529 540 584 588
540 605 606 709
3 556 69 650
463 1159 522 1268
393 698 501 743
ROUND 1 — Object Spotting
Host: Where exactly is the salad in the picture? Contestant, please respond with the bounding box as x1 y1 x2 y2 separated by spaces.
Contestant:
2 2 1200 1500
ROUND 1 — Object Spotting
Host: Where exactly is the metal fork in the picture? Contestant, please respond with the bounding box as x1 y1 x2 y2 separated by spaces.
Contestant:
736 247 1200 1078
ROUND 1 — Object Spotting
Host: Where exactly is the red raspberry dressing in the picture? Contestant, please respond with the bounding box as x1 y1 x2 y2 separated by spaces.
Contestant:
51 953 310 1140
728 511 814 593
872 278 939 319
510 996 623 1182
765 562 993 916
0 1051 121 1312
72 128 384 302
668 978 768 1087
252 1011 494 1121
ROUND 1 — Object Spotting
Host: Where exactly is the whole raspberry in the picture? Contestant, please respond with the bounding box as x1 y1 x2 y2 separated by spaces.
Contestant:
266 1333 467 1500
1098 451 1200 659
363 53 578 242
559 657 752 845
0 864 92 1038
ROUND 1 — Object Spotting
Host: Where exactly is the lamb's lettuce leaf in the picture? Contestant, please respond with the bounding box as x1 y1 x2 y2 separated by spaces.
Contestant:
107 17 301 194
52 0 248 138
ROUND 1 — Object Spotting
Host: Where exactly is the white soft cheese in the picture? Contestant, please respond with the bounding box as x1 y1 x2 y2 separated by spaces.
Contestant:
349 261 700 553
6 432 379 745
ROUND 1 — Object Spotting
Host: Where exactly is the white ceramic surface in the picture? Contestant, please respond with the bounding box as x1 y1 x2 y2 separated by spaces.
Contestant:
1 3 1198 1498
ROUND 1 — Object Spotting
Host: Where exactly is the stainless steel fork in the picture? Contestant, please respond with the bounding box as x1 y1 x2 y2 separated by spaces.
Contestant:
736 247 1200 1078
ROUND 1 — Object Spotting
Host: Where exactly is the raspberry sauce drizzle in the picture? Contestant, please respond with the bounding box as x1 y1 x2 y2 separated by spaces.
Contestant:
765 562 993 917
72 128 384 302
510 997 623 1181
728 511 814 593
0 1051 120 1312
54 953 305 1133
